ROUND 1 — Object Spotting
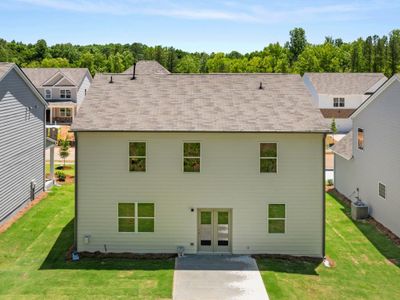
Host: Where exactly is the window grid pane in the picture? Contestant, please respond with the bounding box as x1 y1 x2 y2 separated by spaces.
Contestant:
358 128 364 150
129 142 146 172
379 183 386 199
184 143 200 172
268 204 286 234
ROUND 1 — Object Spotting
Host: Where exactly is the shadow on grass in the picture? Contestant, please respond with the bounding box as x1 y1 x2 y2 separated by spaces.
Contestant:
328 190 400 268
40 219 175 271
256 257 320 275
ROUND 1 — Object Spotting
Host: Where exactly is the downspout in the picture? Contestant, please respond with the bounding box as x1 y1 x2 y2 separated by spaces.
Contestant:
74 132 78 250
322 133 327 258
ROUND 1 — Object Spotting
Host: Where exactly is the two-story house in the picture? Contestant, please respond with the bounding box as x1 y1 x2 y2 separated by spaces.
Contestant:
0 63 48 225
71 62 330 257
23 68 92 124
332 74 400 237
303 73 386 133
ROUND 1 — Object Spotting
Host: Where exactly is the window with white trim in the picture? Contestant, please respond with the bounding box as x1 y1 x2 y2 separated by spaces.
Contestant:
183 142 200 172
129 142 146 172
358 128 364 150
59 108 72 117
118 203 155 232
268 204 286 233
60 89 71 99
333 97 345 107
260 143 277 173
379 183 386 199
45 89 52 99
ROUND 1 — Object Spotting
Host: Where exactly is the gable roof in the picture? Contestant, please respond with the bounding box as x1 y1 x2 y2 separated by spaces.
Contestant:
22 68 92 89
304 73 386 94
0 62 48 107
123 60 170 75
331 131 353 160
351 74 400 119
71 73 330 133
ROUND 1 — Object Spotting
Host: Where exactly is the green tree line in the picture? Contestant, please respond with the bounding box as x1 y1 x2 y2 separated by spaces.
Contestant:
1 28 399 76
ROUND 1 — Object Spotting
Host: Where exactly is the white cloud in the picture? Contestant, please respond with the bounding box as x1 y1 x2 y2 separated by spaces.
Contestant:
11 0 399 23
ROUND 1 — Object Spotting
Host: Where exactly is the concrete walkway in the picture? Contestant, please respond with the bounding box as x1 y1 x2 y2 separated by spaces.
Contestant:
173 255 269 300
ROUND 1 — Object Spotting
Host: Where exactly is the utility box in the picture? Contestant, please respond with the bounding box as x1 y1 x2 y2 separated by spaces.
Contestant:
351 201 369 220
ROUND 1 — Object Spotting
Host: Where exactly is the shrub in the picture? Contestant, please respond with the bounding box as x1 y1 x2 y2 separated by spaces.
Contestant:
56 171 66 182
327 179 334 186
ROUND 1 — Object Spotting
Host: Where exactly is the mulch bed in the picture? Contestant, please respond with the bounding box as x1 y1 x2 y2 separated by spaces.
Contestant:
0 191 48 234
66 250 176 261
56 166 73 170
252 253 323 264
328 188 400 246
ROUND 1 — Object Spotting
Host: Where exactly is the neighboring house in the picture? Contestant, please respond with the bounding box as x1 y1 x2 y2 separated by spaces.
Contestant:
303 73 387 133
0 63 48 225
71 61 330 257
332 74 400 237
22 68 92 124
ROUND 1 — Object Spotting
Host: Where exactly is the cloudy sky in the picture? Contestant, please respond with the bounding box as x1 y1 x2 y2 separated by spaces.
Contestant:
0 0 399 52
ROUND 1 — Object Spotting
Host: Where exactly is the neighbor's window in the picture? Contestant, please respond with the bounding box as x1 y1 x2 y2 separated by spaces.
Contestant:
379 183 386 199
118 203 155 232
118 203 135 232
138 203 155 232
60 89 71 99
260 143 277 173
183 142 200 172
129 142 146 172
268 204 286 234
357 128 364 150
333 97 345 107
59 108 72 117
45 89 52 99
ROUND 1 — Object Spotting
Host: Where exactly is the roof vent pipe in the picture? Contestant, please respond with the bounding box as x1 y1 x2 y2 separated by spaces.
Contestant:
109 76 113 84
259 82 263 90
131 63 137 80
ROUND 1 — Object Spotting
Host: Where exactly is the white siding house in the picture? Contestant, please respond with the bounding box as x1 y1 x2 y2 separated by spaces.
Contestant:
0 63 48 225
303 73 386 133
72 63 330 257
333 74 400 237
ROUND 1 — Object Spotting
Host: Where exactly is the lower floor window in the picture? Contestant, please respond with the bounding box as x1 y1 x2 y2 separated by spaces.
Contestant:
118 202 155 232
268 204 286 234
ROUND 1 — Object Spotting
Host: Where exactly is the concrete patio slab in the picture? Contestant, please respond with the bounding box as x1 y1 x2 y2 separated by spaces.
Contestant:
173 255 269 300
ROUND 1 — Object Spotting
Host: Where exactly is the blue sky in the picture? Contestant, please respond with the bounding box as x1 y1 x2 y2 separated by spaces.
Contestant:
0 0 399 53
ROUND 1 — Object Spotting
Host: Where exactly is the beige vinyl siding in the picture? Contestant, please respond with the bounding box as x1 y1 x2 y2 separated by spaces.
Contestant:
76 75 91 105
77 132 324 257
335 79 400 237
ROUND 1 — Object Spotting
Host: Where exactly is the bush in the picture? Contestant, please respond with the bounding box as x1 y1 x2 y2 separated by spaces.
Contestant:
327 179 334 186
56 171 66 182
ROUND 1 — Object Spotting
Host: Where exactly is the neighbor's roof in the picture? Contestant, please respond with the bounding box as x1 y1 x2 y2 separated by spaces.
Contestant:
0 62 14 80
123 60 170 75
331 131 353 160
72 73 330 132
320 109 356 119
305 73 386 94
22 68 91 88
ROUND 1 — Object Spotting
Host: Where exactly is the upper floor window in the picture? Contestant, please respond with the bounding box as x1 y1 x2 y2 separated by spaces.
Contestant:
260 143 277 173
60 89 71 99
129 142 146 172
183 142 200 172
357 128 364 150
59 108 72 117
333 97 345 108
45 89 52 99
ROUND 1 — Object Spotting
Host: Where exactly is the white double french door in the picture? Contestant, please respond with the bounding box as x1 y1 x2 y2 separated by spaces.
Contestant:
197 209 231 253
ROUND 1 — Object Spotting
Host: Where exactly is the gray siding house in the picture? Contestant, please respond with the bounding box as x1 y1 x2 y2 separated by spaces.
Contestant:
72 62 330 257
22 68 92 124
0 63 48 224
333 74 400 237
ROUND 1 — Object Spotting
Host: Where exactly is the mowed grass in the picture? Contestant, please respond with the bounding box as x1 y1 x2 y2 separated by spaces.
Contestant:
0 183 174 299
45 163 75 177
258 193 400 299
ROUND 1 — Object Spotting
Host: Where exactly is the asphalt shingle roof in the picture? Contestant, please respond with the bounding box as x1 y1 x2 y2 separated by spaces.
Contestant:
0 62 14 80
305 73 386 94
123 61 170 75
331 131 353 160
72 72 330 132
22 68 89 88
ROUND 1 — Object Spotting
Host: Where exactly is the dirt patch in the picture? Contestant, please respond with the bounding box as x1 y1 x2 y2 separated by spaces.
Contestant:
78 251 177 260
0 191 48 233
328 188 400 246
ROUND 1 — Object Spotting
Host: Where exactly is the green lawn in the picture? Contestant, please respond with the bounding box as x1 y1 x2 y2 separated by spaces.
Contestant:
0 183 174 299
258 193 400 299
45 163 75 177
